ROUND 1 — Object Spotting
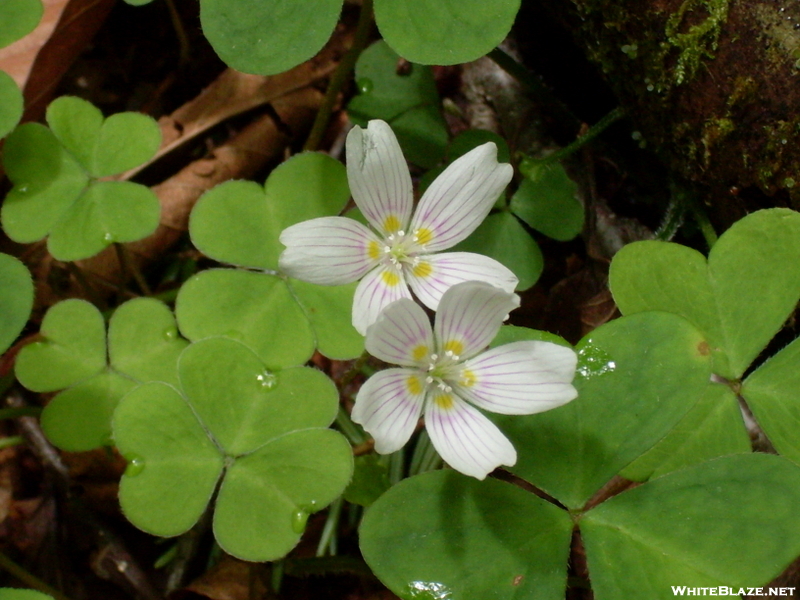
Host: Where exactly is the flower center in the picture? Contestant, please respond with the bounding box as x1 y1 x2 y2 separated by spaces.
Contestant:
423 351 462 393
381 229 428 271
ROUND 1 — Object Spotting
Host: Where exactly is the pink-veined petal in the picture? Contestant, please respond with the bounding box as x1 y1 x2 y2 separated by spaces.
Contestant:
366 299 434 368
346 120 413 237
409 143 513 252
405 251 518 311
352 368 426 454
432 281 520 360
455 341 578 415
425 391 516 480
279 216 382 284
352 264 412 335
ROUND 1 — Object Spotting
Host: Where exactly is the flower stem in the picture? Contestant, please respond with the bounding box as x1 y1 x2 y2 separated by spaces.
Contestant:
316 497 344 557
303 0 374 151
0 549 75 600
519 106 626 174
0 406 42 421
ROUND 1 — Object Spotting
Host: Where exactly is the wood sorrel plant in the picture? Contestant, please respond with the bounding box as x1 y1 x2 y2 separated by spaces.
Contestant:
3 3 800 599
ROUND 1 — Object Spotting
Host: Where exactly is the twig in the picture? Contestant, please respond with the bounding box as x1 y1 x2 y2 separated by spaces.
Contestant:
303 0 374 151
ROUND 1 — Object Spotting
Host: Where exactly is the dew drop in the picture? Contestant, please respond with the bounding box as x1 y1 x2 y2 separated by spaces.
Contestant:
103 232 115 243
125 456 145 477
646 84 655 92
18 185 29 193
291 508 309 533
356 77 374 94
785 177 796 188
406 581 454 600
256 371 277 390
163 327 178 341
576 343 616 379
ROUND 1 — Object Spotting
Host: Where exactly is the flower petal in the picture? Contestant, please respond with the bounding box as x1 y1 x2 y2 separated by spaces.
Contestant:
279 216 381 284
366 299 434 367
352 368 425 454
409 143 513 252
352 264 412 335
455 341 578 415
425 391 516 480
432 281 520 360
346 120 413 237
405 251 518 311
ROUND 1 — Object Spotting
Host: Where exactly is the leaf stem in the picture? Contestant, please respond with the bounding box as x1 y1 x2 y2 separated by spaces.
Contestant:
114 242 152 296
316 497 344 557
519 106 626 175
0 550 75 600
0 406 42 420
0 436 24 449
303 0 374 151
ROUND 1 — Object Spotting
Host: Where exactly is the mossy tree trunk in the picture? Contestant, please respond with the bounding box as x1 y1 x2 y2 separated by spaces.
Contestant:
535 0 800 217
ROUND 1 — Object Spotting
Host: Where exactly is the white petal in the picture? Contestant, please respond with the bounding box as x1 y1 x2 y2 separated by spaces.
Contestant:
409 143 513 252
352 368 426 454
352 264 412 335
432 281 520 360
405 251 518 311
366 298 434 367
425 392 516 480
279 217 382 284
455 341 578 415
346 120 413 237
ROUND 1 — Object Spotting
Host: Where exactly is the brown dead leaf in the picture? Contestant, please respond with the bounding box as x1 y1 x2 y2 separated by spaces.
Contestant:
0 0 115 123
123 24 354 180
180 556 267 600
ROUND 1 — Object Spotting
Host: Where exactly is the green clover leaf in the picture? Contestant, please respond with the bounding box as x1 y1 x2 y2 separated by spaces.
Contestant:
609 208 800 468
0 253 34 355
0 0 43 48
183 151 364 366
113 337 353 562
15 298 188 451
1 97 161 261
348 41 448 168
0 72 24 139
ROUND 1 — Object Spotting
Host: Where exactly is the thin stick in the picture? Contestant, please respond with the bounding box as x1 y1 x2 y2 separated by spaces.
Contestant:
0 551 75 600
114 242 152 296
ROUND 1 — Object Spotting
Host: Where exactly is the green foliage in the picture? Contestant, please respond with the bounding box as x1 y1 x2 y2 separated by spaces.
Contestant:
495 311 712 509
582 454 800 599
348 41 448 168
373 0 521 66
610 208 800 467
453 211 543 291
199 0 342 76
185 151 363 362
0 72 23 140
0 0 43 48
15 298 188 451
1 97 161 261
344 455 391 507
361 470 572 600
510 163 584 241
0 253 33 355
0 590 54 600
113 337 353 561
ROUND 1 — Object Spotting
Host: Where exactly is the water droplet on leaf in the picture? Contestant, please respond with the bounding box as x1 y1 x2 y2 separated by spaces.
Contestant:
256 370 277 390
18 185 28 193
576 342 616 379
103 232 115 243
163 327 178 341
357 78 373 94
125 456 145 477
406 581 454 600
291 508 309 533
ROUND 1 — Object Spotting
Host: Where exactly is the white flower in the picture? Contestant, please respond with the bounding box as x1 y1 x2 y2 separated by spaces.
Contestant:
351 281 578 480
279 120 518 335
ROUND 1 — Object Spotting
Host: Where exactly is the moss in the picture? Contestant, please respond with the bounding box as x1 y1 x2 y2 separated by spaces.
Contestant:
701 118 735 167
664 0 731 85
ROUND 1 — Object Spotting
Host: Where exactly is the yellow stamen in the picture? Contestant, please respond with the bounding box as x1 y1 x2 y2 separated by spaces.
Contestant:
412 345 429 361
443 340 464 357
383 214 402 234
406 375 424 396
412 261 432 278
381 270 401 287
433 393 454 410
367 240 381 260
460 369 477 388
414 227 434 246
